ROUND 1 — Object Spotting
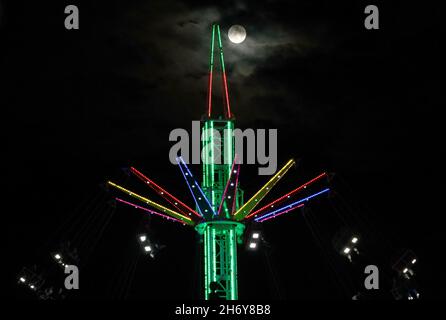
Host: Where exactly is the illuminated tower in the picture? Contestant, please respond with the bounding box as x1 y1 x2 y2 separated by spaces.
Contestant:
196 24 245 300
107 24 330 301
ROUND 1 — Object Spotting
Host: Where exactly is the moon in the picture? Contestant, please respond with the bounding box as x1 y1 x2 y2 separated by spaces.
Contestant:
228 25 246 44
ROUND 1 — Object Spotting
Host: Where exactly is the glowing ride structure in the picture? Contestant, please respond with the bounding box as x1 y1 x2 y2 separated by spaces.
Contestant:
107 24 330 300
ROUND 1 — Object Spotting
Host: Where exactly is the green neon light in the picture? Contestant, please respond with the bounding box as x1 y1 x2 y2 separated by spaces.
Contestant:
199 26 244 300
210 121 214 211
212 227 218 293
204 225 209 299
208 226 212 296
216 25 226 73
196 222 244 300
227 121 234 174
229 228 236 299
210 121 214 186
202 122 206 185
208 225 213 299
202 121 209 187
210 25 215 71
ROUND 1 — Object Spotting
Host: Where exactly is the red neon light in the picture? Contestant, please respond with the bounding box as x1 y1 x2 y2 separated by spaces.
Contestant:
258 204 305 223
245 172 327 219
130 167 202 219
222 72 231 118
115 197 184 224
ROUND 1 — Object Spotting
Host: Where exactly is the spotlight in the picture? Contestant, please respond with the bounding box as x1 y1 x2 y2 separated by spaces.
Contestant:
252 232 260 239
412 259 417 264
19 277 26 283
403 268 409 273
343 247 351 254
249 242 257 249
54 253 61 260
139 235 147 242
144 245 152 252
351 237 358 244
30 285 35 290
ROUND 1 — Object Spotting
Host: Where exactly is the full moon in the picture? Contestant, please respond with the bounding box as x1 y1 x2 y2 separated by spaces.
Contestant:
228 25 246 44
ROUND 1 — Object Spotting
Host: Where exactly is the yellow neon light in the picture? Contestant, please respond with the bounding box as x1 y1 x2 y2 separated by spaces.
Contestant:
107 181 194 225
233 159 295 220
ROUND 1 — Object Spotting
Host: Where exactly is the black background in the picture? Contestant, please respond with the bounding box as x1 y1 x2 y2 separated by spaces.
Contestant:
2 0 444 301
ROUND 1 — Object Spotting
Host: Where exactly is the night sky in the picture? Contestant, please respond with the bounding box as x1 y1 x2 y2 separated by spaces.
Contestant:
3 0 444 301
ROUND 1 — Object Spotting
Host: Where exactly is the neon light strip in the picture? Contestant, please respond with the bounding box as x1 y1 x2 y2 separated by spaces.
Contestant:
207 25 215 117
257 204 305 223
254 188 330 222
228 162 240 216
210 121 215 191
217 155 239 216
206 226 212 298
202 121 209 187
182 156 216 216
212 227 216 282
230 227 236 300
216 25 231 118
115 197 184 224
245 172 327 219
208 71 213 118
177 157 216 217
207 226 212 290
107 181 194 225
232 157 240 214
234 159 295 220
222 72 231 118
226 121 234 169
204 226 209 299
130 167 201 219
177 157 205 216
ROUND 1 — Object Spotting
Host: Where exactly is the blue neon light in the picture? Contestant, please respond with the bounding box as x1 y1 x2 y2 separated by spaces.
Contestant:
254 188 330 222
177 157 216 216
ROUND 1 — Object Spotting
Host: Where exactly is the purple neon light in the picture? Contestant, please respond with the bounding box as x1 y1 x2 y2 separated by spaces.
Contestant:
254 188 330 222
217 154 239 216
257 204 305 223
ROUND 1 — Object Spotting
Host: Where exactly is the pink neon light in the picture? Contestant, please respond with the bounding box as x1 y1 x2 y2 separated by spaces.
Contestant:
115 197 184 224
130 167 201 219
258 204 305 223
245 172 327 219
231 162 240 214
217 155 239 216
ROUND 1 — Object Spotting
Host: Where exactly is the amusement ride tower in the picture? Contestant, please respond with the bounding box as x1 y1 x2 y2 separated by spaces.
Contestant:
106 24 330 300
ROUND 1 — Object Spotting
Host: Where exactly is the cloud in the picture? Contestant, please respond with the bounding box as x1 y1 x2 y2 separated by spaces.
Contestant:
102 0 328 131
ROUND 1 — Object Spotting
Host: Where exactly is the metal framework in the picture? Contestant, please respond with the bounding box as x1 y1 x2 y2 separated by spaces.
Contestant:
106 24 330 300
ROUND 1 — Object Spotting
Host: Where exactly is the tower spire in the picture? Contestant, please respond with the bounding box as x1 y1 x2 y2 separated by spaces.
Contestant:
207 24 232 119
